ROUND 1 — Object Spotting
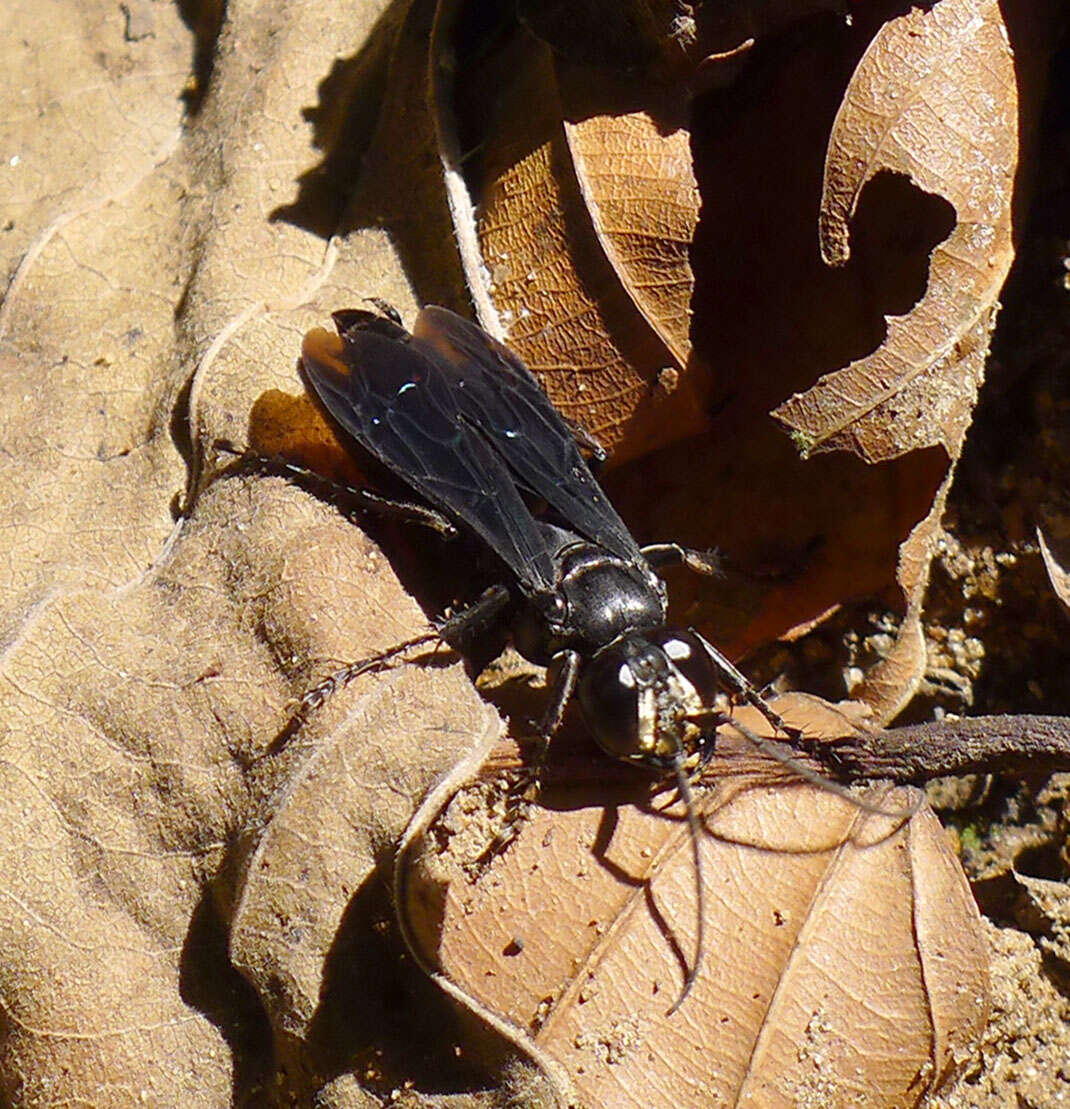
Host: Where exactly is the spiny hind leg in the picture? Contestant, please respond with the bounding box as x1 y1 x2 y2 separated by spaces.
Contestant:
270 585 512 758
212 440 458 535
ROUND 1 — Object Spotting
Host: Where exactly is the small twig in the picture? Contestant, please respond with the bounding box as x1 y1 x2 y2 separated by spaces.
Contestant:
477 714 1070 794
812 714 1070 784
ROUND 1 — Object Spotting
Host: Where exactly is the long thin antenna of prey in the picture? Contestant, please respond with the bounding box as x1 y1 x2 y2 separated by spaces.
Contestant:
667 753 705 1016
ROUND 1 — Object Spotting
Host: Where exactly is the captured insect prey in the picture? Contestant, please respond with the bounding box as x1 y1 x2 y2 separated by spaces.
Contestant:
299 303 802 1010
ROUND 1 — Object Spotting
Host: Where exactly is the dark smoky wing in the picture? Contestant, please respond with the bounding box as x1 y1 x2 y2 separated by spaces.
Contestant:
300 324 558 593
412 308 645 564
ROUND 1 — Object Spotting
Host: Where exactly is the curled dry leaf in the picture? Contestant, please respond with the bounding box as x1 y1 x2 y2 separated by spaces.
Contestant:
851 469 954 721
773 0 1017 463
760 0 1019 719
1037 526 1070 613
399 705 989 1108
422 0 1016 723
563 112 696 376
432 5 710 463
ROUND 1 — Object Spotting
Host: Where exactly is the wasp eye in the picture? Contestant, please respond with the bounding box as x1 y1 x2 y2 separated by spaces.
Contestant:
650 628 720 704
577 648 642 759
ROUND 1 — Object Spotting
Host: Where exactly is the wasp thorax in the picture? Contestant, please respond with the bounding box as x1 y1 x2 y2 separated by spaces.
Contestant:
578 628 720 766
556 546 666 653
513 539 667 664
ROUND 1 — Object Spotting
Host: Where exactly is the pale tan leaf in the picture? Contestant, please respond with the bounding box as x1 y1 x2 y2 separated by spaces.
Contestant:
0 0 470 1101
773 0 1017 462
230 660 500 1053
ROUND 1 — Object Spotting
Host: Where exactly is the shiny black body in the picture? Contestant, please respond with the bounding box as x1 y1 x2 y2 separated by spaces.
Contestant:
299 304 798 1013
300 305 781 770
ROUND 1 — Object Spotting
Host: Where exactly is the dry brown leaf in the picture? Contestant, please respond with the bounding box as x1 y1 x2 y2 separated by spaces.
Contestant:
851 465 956 720
432 8 711 463
3 0 1053 1103
773 0 1017 462
429 1 1020 720
400 707 989 1108
799 0 1021 718
563 113 695 368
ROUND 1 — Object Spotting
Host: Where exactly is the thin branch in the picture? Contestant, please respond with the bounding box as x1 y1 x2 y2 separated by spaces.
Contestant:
812 714 1070 783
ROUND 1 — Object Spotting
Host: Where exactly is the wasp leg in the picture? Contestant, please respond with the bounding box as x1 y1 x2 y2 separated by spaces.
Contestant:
690 628 800 740
264 585 512 761
363 297 403 325
262 630 441 757
213 440 459 537
436 584 513 648
299 632 439 715
641 543 722 577
306 585 511 710
303 584 511 713
476 648 582 870
539 648 582 745
509 647 581 804
308 585 512 707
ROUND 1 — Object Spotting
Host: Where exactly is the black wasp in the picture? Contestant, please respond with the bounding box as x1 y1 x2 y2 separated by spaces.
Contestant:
298 303 796 1009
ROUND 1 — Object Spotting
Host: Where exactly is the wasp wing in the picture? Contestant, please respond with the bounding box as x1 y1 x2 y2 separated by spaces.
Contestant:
301 317 559 595
410 307 645 565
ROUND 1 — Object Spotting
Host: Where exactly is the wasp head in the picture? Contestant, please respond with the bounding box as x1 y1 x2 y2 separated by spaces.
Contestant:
577 628 725 767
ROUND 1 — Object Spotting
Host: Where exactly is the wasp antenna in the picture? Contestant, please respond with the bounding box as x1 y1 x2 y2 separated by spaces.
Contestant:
727 717 924 822
666 753 705 1017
